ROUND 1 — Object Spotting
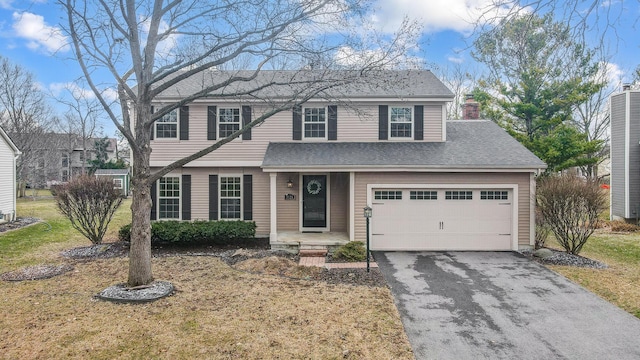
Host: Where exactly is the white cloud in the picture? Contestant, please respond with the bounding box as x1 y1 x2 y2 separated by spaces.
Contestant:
0 0 13 9
49 82 95 99
595 61 624 88
371 0 521 34
12 12 70 53
333 45 424 69
139 16 180 60
447 56 464 64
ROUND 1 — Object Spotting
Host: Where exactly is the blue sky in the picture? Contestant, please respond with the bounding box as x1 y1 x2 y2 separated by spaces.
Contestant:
0 0 639 136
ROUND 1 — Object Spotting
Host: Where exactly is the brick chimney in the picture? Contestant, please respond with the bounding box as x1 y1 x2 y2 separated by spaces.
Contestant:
462 94 480 120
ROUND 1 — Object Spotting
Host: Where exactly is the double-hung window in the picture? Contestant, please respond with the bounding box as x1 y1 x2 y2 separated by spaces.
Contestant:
113 179 123 189
303 107 326 139
158 176 180 219
389 106 412 138
156 108 178 139
220 176 242 219
219 108 241 138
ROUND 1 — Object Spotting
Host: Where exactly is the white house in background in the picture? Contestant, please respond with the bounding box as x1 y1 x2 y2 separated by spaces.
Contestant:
0 125 21 223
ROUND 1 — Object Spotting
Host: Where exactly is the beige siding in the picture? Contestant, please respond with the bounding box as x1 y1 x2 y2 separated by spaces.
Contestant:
149 102 447 166
354 172 532 247
156 167 271 236
330 173 349 232
423 105 443 141
276 172 299 231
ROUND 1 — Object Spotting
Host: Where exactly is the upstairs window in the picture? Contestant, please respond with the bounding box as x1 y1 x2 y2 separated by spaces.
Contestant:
303 107 326 139
156 108 178 139
219 108 241 138
389 107 412 138
61 154 69 168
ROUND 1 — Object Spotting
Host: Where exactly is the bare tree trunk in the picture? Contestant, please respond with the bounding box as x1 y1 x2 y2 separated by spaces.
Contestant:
128 150 153 286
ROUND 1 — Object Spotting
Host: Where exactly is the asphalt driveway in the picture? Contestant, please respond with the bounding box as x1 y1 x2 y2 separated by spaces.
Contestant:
374 251 640 360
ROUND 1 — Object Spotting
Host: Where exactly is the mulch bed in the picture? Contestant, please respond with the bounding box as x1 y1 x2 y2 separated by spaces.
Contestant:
0 264 74 281
0 217 40 233
520 248 608 269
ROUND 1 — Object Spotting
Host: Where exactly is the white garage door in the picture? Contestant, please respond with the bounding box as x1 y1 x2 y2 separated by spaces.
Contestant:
370 188 513 251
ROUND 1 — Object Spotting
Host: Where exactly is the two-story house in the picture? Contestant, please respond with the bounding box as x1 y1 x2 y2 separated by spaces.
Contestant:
148 70 545 252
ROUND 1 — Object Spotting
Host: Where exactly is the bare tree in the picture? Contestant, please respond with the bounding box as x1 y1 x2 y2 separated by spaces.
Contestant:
60 0 417 286
0 56 55 197
434 63 481 119
53 82 103 176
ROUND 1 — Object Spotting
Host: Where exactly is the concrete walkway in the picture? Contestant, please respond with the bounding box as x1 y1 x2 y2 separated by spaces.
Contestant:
375 251 640 360
298 256 378 269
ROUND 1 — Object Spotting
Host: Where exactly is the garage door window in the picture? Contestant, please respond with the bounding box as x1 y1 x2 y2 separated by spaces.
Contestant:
374 190 402 200
445 190 472 200
481 190 508 200
410 190 437 200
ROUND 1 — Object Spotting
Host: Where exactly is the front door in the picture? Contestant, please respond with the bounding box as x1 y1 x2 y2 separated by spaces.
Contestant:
302 175 327 229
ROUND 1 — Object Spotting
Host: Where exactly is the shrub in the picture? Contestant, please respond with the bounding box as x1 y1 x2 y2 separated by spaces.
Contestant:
332 241 366 261
534 207 551 250
55 175 123 245
119 220 256 245
536 174 606 255
610 220 640 232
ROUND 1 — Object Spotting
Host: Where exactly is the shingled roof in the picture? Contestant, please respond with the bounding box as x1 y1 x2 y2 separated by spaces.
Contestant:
262 120 546 170
154 69 454 100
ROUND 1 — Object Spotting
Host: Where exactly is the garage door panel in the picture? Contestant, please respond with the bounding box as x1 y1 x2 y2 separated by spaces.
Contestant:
370 188 513 251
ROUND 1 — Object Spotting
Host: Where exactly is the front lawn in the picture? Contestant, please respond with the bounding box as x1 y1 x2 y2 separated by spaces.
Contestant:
0 197 413 359
545 231 640 319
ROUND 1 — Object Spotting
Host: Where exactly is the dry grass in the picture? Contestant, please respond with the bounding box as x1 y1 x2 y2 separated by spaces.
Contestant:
1 197 412 359
546 231 640 319
0 257 412 359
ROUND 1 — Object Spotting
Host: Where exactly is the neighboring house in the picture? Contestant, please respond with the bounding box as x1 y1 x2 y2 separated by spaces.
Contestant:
95 169 130 196
0 125 21 222
145 70 546 252
24 134 119 186
610 85 640 221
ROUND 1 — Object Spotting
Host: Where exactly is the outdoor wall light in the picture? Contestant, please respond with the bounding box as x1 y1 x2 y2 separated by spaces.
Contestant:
363 205 372 218
287 178 294 188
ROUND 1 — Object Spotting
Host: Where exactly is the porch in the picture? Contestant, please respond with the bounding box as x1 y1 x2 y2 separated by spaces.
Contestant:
270 231 350 253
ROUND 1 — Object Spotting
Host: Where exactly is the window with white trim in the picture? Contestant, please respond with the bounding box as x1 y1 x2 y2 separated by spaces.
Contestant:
220 176 242 219
155 108 178 138
113 178 123 189
445 191 472 200
158 176 180 219
219 108 241 138
374 190 403 200
303 107 326 139
410 190 437 200
481 190 508 200
389 106 412 138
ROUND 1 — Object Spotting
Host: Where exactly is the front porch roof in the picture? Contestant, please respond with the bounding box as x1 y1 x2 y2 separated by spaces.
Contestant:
262 121 546 170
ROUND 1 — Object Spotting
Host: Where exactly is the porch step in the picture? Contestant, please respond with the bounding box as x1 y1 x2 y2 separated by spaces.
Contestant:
299 246 328 257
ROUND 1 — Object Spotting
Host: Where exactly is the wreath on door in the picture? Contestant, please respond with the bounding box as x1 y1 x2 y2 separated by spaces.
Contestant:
306 179 322 195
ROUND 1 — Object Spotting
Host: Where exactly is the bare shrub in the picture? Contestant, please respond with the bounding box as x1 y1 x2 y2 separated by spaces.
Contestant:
537 174 606 255
55 175 123 244
534 207 551 250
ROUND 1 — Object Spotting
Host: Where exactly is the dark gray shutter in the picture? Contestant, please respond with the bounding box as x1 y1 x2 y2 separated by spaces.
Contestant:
150 181 157 220
150 106 154 140
242 106 252 140
179 106 189 140
243 174 253 220
328 105 337 140
207 106 217 140
414 105 424 140
209 175 218 220
181 174 191 220
379 105 388 140
292 105 302 140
